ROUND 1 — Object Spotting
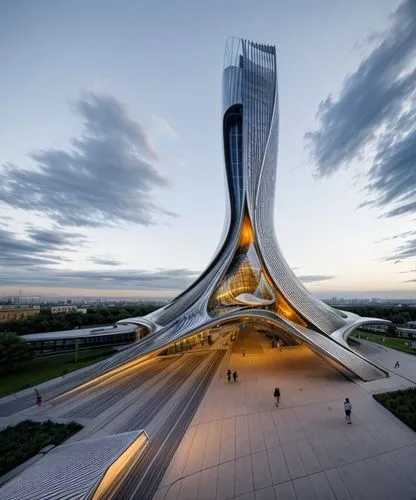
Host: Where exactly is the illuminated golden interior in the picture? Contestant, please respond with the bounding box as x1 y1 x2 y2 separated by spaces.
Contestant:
209 213 307 328
240 216 254 246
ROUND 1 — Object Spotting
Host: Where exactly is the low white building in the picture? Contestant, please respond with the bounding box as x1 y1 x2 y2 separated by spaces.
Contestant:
364 324 388 333
21 324 143 354
51 306 86 314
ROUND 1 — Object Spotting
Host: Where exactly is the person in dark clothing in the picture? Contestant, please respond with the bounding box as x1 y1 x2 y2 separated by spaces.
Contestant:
233 370 238 382
34 388 42 407
227 369 232 382
274 387 280 406
344 398 352 424
394 361 400 369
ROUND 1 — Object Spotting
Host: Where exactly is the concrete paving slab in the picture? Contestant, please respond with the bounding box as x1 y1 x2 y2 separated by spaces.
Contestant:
202 420 222 469
217 460 235 500
234 455 254 497
252 450 273 490
273 480 297 499
178 472 200 499
197 466 219 500
220 417 236 463
266 446 290 485
282 442 308 479
235 414 251 458
292 476 317 499
254 485 276 499
308 471 336 499
324 469 352 500
164 481 182 500
235 492 255 500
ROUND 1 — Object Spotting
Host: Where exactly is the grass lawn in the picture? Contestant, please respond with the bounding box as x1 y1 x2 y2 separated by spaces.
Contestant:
0 347 116 398
351 331 416 355
374 388 416 433
0 419 82 476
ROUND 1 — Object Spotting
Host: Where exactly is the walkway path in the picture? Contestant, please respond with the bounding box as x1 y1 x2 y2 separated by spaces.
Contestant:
353 339 416 384
154 328 416 500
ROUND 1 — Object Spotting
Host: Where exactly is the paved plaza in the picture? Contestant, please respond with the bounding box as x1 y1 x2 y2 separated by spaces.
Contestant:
154 329 416 500
1 329 416 499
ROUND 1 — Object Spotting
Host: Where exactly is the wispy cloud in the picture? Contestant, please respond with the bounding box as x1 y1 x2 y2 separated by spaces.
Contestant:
384 237 416 262
297 275 335 283
374 230 416 244
86 256 122 266
305 0 416 220
0 223 196 290
0 226 86 268
0 92 177 228
0 267 199 291
0 216 12 227
0 267 333 290
151 114 178 140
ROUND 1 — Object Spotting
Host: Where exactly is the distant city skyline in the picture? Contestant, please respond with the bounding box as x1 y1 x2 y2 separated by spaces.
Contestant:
0 0 415 299
2 290 416 303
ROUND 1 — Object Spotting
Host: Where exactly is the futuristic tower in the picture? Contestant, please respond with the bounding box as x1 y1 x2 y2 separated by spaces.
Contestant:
101 39 388 381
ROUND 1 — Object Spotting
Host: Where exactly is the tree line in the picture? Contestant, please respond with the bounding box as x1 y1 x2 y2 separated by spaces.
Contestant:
336 306 416 325
0 303 161 336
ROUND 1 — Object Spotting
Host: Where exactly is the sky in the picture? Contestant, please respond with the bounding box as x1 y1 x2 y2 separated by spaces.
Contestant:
0 0 415 300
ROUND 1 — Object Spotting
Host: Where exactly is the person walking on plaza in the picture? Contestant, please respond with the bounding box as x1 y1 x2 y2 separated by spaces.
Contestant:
233 370 238 382
274 387 280 406
344 397 352 424
227 369 232 382
394 360 400 369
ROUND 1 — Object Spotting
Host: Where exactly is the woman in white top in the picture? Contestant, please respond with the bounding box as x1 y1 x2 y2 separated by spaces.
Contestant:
344 398 352 424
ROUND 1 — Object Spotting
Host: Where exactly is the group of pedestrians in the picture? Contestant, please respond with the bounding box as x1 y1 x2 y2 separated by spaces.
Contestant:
272 386 352 425
226 370 353 425
226 369 238 382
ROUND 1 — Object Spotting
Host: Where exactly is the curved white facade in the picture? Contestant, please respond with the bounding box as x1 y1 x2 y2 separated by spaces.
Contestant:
94 39 388 382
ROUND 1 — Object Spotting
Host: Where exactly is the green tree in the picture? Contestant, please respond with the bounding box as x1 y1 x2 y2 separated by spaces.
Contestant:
0 332 34 372
386 324 397 337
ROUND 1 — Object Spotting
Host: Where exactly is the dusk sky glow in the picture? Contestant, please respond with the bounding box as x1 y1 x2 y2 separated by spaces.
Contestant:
0 0 415 299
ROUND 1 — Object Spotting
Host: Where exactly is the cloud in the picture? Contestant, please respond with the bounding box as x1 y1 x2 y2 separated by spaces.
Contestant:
25 226 87 249
0 226 86 268
384 237 416 261
151 114 178 140
0 92 177 228
374 229 416 244
86 256 122 266
0 267 199 291
305 1 416 219
297 275 335 283
0 216 12 228
0 267 334 291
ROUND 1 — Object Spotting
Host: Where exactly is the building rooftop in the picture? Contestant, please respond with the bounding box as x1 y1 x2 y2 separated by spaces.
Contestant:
21 324 137 342
0 430 147 500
